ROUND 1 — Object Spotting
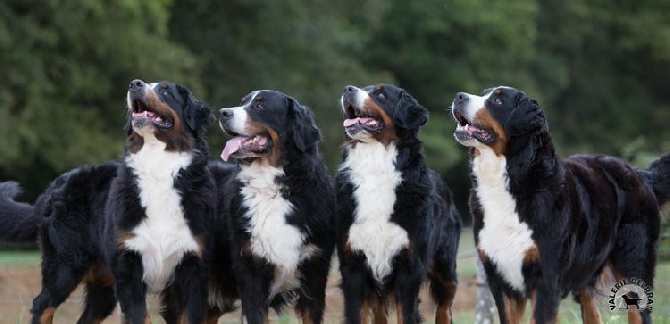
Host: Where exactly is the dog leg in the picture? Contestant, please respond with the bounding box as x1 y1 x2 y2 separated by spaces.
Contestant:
295 255 331 324
428 259 457 324
611 222 656 324
371 301 385 324
341 257 368 324
174 253 208 324
396 271 422 324
113 252 149 324
31 266 85 324
503 293 527 324
36 307 55 324
359 299 370 323
577 290 601 324
394 300 405 324
236 264 270 324
205 310 223 324
77 281 117 324
432 279 457 324
612 270 645 324
531 281 559 324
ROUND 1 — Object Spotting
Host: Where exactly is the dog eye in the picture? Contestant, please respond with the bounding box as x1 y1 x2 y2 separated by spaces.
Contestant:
377 92 385 99
493 98 502 105
254 102 264 110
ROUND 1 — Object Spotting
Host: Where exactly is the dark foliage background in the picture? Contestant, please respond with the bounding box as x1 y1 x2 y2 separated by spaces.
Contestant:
1 0 669 230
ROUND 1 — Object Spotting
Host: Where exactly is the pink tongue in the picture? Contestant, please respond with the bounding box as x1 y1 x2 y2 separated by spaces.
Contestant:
343 117 375 127
221 136 247 161
132 111 157 118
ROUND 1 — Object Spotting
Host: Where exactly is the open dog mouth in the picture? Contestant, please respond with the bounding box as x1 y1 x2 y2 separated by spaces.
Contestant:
453 110 494 143
131 99 173 129
342 101 383 134
220 130 273 161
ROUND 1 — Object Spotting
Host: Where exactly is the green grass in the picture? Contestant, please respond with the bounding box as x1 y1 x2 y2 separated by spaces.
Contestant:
0 250 40 267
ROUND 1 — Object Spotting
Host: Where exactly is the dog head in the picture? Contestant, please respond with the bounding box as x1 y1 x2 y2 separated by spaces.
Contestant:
218 90 321 165
340 84 428 145
451 86 547 156
125 79 215 152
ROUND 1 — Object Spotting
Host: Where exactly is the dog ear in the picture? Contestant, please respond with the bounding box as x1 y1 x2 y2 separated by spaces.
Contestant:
181 86 215 132
392 91 428 129
288 97 322 152
504 93 547 136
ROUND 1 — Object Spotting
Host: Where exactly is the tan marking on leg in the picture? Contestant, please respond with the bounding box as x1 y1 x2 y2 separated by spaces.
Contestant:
299 307 313 324
263 308 270 324
503 294 527 324
627 312 643 324
360 299 370 323
373 301 387 324
205 312 221 324
177 311 188 324
434 280 457 324
578 291 601 324
39 307 56 324
611 267 643 324
391 300 402 324
529 290 536 324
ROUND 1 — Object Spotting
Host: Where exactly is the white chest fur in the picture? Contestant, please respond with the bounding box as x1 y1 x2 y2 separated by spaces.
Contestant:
473 150 536 293
238 162 311 298
123 139 200 293
341 142 407 282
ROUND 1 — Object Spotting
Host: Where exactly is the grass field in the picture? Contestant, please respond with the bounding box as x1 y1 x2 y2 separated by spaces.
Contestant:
0 231 668 323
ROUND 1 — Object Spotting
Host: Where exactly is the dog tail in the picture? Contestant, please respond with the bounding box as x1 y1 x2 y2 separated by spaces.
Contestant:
644 152 670 207
0 182 39 242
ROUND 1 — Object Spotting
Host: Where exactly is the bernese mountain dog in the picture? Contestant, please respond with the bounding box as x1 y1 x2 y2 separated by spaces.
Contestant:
0 80 216 323
451 85 670 324
336 84 461 324
206 90 337 323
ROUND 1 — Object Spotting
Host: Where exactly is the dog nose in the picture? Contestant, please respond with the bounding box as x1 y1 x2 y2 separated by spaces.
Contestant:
129 79 145 92
343 85 356 94
452 92 470 109
219 108 234 119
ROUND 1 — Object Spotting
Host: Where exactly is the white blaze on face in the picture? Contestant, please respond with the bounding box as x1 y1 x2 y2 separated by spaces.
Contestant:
341 87 368 113
220 90 257 134
461 91 490 122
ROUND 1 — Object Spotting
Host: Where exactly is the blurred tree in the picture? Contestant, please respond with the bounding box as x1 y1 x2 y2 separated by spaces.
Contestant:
533 0 670 157
0 0 202 200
